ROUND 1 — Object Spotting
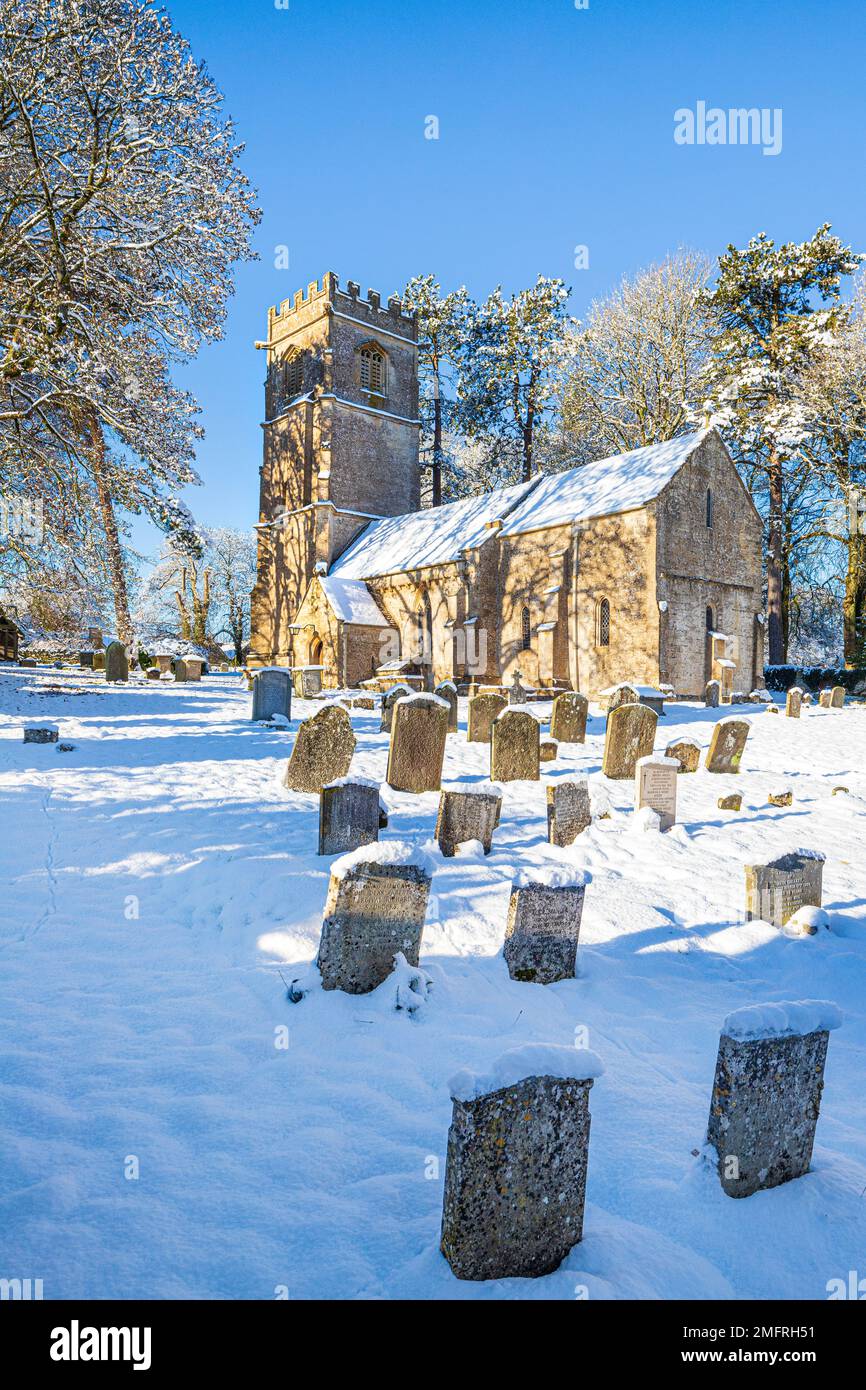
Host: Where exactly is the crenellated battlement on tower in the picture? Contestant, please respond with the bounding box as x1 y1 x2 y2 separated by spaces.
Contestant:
267 271 416 340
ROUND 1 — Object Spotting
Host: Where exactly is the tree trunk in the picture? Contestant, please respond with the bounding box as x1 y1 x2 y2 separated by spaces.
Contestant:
192 568 210 644
843 527 866 667
174 589 191 640
766 450 785 664
432 376 442 507
89 413 134 649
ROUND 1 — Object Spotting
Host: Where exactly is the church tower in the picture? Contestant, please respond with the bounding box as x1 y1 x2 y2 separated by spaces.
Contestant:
249 271 420 665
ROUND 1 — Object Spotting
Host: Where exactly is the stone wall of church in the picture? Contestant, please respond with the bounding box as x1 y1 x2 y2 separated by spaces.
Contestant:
573 507 661 694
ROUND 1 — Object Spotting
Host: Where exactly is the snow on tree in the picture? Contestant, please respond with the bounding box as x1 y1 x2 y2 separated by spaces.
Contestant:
401 276 469 507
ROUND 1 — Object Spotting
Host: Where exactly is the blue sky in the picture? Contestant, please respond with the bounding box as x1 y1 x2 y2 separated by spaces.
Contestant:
141 0 866 559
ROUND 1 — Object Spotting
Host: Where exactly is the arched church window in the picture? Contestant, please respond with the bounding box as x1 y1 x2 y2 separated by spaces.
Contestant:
521 606 531 650
596 598 610 648
706 606 714 632
283 350 303 399
706 487 714 529
360 346 386 396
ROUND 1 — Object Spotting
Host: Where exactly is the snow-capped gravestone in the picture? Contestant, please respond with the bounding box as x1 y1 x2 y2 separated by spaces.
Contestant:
602 702 657 780
490 708 540 782
440 1044 602 1280
379 683 411 734
744 850 824 930
467 691 506 744
706 1001 841 1198
146 667 161 681
284 703 355 794
23 723 59 744
665 738 701 774
318 778 380 856
504 867 588 983
252 667 292 723
316 842 431 993
635 754 678 831
819 689 832 709
704 679 721 708
550 691 588 744
104 641 128 683
785 687 803 718
508 670 528 705
435 783 501 857
830 685 846 708
546 780 591 847
387 693 449 793
434 681 459 732
704 717 750 774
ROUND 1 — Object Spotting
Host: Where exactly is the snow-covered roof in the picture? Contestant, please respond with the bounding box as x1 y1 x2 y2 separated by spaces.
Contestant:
499 429 711 536
330 479 538 580
319 576 390 627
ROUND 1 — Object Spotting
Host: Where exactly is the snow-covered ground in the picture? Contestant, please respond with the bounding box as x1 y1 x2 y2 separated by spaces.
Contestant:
2 668 865 1301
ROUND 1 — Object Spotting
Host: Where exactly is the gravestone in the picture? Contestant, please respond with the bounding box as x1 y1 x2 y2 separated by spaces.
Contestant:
718 793 742 811
704 717 750 774
79 651 94 669
252 667 293 723
91 651 105 672
284 703 356 794
665 738 701 774
550 692 588 744
547 780 591 847
768 789 793 807
601 702 657 780
745 850 824 929
440 1044 601 1280
785 687 803 718
635 754 678 831
173 659 189 683
156 654 172 674
434 681 459 732
386 694 449 793
490 708 540 782
380 683 411 733
435 783 501 857
605 682 639 712
318 779 380 856
23 723 59 744
146 667 161 681
539 739 557 763
105 640 128 683
316 846 431 993
508 670 528 705
504 871 587 983
819 689 832 709
184 658 203 682
706 1001 841 1198
467 692 506 744
352 696 375 710
830 685 846 708
704 679 721 708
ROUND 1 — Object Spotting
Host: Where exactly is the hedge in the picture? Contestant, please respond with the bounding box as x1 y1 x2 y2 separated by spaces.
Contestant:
765 665 866 693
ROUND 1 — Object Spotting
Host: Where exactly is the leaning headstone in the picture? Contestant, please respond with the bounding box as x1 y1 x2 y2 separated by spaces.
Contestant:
601 702 657 780
284 703 356 794
386 693 449 793
547 780 591 847
316 842 431 993
380 683 411 733
745 850 824 929
490 708 540 782
467 691 506 744
830 685 846 708
665 738 701 774
173 659 189 683
550 692 588 744
105 640 128 683
434 681 459 732
819 689 832 709
435 782 502 857
718 793 743 811
785 687 803 718
504 868 588 983
704 717 750 774
252 667 293 723
635 754 679 831
706 1001 841 1198
704 679 720 708
318 778 380 856
23 723 59 744
440 1043 603 1280
146 667 161 681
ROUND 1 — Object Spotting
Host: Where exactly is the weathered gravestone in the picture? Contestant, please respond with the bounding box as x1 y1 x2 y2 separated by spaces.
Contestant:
380 683 411 733
504 868 588 983
704 679 721 708
146 667 161 681
601 702 657 780
173 659 189 683
467 692 506 744
79 651 94 669
785 687 803 718
386 694 449 793
252 667 293 723
440 1044 602 1280
830 685 846 708
91 651 105 672
665 738 701 774
605 682 639 712
155 654 172 674
318 778 380 856
508 670 528 705
434 681 459 732
435 783 502 857
550 692 588 744
184 658 203 682
23 723 59 744
706 1000 841 1198
284 703 356 794
819 689 832 709
547 780 591 847
316 843 431 993
490 708 540 782
744 850 824 929
539 739 557 763
718 793 743 811
105 641 128 683
634 754 678 831
704 717 750 774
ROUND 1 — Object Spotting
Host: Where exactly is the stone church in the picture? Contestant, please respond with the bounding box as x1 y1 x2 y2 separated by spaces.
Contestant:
249 272 765 697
